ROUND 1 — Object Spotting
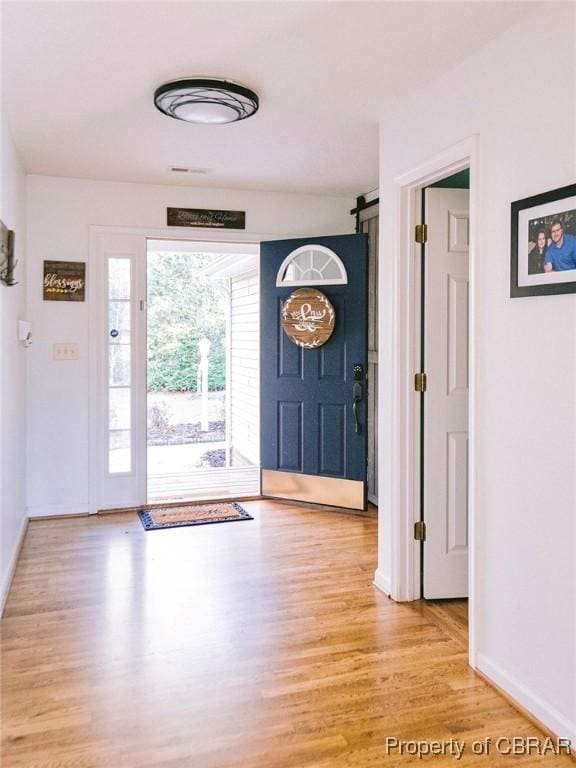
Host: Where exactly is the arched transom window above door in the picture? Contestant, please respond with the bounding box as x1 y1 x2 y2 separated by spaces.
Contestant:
275 245 348 287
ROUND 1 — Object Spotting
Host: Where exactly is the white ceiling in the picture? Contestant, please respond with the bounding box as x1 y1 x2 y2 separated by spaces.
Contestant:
1 1 532 196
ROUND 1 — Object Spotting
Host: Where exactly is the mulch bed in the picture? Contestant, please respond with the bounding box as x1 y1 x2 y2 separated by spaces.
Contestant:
148 420 225 446
199 449 226 468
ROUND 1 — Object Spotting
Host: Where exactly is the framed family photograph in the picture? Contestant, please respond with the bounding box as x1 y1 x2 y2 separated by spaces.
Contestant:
510 183 576 297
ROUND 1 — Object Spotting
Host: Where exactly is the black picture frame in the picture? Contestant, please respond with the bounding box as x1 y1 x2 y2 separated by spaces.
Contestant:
510 183 576 298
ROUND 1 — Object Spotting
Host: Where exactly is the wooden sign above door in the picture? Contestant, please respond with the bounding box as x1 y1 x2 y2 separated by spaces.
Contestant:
167 207 245 229
281 288 335 348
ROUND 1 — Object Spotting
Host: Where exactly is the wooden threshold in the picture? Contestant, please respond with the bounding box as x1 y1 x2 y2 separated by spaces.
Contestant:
29 512 91 521
412 598 469 651
98 494 263 515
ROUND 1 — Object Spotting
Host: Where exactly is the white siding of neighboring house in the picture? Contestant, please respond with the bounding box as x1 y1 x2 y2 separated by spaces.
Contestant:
229 270 259 467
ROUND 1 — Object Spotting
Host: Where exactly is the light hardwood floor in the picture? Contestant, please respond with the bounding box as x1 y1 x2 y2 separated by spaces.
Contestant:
1 500 572 767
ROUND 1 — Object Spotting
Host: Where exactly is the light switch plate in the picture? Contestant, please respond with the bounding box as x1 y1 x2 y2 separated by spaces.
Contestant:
53 343 79 360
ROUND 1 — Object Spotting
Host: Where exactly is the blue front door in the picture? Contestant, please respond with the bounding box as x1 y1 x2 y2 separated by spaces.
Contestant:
260 234 368 509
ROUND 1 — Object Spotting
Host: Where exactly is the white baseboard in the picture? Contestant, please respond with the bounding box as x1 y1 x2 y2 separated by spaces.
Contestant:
373 568 391 597
27 503 91 519
476 653 576 746
1 514 29 617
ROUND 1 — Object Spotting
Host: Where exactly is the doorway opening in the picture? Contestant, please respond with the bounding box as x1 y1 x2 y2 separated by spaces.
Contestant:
145 239 260 503
384 136 477 659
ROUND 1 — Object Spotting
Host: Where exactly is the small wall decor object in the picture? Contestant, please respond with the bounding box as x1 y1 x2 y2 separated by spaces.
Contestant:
281 288 335 348
17 320 32 347
511 183 576 297
167 207 245 229
43 260 86 301
0 219 17 286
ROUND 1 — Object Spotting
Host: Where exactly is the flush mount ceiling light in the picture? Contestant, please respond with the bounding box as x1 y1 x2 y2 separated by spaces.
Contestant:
154 78 259 125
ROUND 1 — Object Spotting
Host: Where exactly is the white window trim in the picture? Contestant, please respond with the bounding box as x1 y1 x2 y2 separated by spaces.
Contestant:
275 244 348 287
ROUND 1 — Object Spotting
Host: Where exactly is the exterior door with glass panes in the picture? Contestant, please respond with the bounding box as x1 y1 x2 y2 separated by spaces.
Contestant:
93 232 147 510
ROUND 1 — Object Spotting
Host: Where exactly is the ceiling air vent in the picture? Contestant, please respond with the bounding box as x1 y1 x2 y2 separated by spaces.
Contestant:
169 166 209 175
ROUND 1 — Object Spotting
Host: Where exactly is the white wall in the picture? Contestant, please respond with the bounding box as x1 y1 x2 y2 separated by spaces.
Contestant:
0 110 27 609
378 2 575 743
25 176 354 516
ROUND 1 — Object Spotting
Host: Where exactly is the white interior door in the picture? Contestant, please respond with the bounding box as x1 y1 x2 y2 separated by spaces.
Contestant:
423 188 469 599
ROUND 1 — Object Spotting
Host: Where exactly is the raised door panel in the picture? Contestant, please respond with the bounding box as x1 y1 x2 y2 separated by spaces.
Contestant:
319 403 346 476
277 401 303 471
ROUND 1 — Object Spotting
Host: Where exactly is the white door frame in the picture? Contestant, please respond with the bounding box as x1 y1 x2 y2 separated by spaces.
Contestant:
88 224 298 514
382 136 479 666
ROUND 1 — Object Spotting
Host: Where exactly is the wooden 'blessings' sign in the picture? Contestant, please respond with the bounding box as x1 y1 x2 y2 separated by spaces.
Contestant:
43 260 86 302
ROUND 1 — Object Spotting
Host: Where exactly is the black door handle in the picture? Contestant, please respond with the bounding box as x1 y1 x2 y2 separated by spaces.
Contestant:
353 381 363 434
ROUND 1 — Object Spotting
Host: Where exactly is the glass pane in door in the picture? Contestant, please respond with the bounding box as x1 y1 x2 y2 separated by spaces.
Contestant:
108 257 132 474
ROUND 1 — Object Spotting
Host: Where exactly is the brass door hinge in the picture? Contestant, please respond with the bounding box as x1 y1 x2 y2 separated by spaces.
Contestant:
414 521 426 542
414 372 427 392
415 223 428 244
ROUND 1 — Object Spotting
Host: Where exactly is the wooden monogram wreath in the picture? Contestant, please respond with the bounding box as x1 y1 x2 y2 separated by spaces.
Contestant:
281 288 335 348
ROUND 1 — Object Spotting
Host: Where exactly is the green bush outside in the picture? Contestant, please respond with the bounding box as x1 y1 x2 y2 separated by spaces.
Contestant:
147 252 227 391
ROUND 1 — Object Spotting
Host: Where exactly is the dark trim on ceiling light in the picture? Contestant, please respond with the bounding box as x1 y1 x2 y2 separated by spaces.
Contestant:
154 78 259 124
